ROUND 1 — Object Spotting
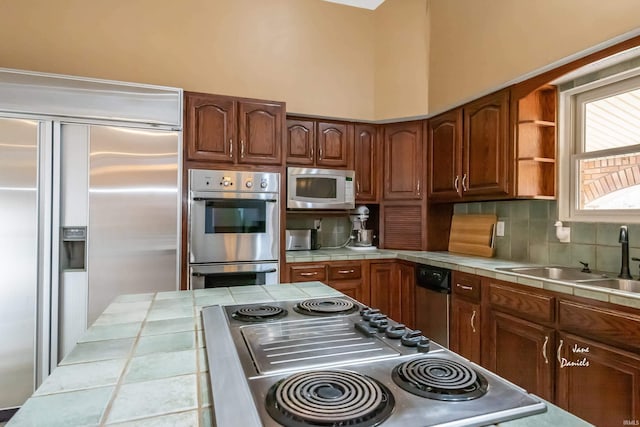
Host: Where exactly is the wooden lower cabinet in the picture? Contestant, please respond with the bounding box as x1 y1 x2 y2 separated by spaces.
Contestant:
328 262 369 305
556 332 640 427
450 271 482 365
479 276 640 425
369 261 415 328
287 261 369 306
451 297 481 365
485 310 555 401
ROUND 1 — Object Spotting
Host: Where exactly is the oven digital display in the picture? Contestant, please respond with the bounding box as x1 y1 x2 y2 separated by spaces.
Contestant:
204 200 266 233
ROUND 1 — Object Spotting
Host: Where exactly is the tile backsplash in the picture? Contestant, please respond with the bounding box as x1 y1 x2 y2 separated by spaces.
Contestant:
454 200 640 275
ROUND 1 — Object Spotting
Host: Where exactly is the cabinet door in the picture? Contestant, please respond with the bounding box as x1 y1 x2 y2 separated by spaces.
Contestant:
383 121 423 200
184 92 235 163
486 310 554 401
288 264 327 283
381 203 424 250
317 121 351 168
286 119 315 165
238 101 283 165
463 90 510 198
398 262 415 329
556 332 640 427
428 109 462 201
450 297 481 365
370 263 401 322
353 124 378 202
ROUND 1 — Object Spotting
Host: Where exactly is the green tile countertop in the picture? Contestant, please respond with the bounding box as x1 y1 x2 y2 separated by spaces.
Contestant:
288 249 640 310
8 281 590 427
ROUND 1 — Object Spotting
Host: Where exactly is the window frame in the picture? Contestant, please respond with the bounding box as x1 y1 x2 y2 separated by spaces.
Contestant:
558 67 640 223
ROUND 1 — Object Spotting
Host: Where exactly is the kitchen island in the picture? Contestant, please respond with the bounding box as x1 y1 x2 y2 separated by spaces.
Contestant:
8 281 590 427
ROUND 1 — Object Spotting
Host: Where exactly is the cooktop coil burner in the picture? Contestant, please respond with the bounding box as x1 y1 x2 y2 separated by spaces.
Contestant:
231 305 288 322
265 370 394 427
392 357 488 401
293 297 359 316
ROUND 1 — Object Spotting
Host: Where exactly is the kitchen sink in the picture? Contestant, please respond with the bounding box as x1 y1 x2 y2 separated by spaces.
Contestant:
497 266 640 294
497 266 606 281
574 278 640 293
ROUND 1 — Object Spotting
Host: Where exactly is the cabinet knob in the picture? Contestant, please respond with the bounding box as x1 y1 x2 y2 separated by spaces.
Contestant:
454 175 459 192
337 269 355 274
462 174 468 192
299 272 318 277
318 148 323 160
456 283 473 291
241 140 245 158
229 139 233 158
542 335 549 364
416 179 421 195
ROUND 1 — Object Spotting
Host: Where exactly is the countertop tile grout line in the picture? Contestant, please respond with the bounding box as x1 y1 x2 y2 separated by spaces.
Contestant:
97 293 156 427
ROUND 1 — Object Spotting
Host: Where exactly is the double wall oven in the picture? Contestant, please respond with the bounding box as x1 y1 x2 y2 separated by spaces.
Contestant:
188 169 280 289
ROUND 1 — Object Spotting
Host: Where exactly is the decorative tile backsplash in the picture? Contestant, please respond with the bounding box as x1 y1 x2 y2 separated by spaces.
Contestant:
454 200 640 275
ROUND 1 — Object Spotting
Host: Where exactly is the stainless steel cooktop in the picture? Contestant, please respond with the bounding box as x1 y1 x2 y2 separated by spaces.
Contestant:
202 296 546 427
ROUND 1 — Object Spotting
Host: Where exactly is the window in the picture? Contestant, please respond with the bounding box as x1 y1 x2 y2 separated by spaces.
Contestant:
559 69 640 222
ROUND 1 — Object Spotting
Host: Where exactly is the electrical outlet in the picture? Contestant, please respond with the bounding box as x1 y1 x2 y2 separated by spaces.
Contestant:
314 219 321 232
496 221 505 237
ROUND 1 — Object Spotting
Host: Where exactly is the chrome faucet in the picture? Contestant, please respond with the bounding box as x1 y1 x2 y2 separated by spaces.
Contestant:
619 226 632 279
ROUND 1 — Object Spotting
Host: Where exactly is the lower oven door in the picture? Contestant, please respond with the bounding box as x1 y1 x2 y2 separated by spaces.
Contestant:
190 262 279 289
189 192 279 263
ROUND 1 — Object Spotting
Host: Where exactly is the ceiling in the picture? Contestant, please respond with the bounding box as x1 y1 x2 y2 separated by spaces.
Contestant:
321 0 386 10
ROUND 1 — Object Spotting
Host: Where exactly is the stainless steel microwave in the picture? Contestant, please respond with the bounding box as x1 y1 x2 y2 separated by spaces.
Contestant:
287 167 355 209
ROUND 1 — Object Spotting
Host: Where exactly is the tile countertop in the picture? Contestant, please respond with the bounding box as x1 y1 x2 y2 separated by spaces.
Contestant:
7 282 591 427
286 248 640 310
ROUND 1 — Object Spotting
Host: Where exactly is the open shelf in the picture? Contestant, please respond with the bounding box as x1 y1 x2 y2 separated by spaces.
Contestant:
515 85 557 198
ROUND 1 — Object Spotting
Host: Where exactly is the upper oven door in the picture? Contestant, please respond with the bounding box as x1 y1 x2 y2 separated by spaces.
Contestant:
190 191 279 263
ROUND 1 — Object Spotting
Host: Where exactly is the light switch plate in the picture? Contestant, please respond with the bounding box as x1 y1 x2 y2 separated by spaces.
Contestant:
496 221 505 237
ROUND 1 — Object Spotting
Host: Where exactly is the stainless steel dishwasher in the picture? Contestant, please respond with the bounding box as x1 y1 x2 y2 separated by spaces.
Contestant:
414 264 451 348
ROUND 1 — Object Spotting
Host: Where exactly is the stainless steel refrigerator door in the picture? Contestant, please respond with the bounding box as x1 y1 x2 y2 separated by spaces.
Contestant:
0 117 39 410
86 125 179 325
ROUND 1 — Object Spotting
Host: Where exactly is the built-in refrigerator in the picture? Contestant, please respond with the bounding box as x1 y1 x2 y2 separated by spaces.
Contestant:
0 69 182 419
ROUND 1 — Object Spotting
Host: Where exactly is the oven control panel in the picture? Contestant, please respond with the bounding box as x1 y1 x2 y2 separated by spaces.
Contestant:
189 169 279 193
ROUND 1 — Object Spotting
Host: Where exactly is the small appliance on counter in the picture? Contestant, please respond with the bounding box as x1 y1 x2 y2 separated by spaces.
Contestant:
348 205 377 250
285 229 320 251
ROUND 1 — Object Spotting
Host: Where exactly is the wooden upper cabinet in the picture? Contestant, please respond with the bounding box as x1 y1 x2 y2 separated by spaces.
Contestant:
317 121 351 168
238 101 282 165
383 121 424 200
463 89 510 198
286 118 353 169
353 124 378 202
184 91 284 165
185 93 235 163
286 119 315 165
428 109 462 200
